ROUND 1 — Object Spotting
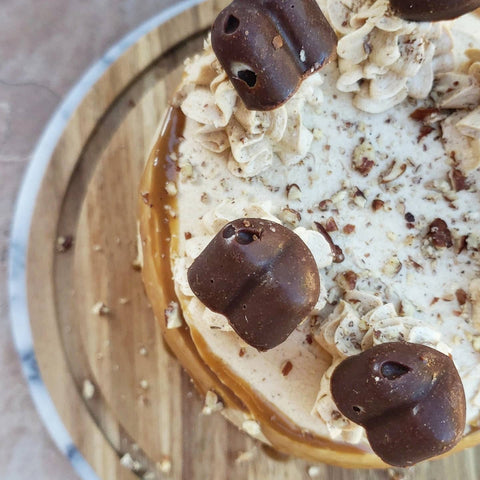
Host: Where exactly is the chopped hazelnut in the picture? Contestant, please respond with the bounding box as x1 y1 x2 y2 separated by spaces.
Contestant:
279 207 301 227
382 256 402 276
380 161 407 184
449 168 469 192
352 141 375 176
372 199 385 211
318 199 332 211
456 289 468 306
427 218 453 249
286 183 302 201
335 271 358 291
325 217 338 232
281 360 293 376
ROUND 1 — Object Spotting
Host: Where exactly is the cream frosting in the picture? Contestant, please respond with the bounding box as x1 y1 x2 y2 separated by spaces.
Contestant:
166 8 480 448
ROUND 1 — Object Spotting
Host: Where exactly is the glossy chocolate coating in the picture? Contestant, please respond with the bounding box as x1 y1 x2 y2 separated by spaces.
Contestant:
390 0 480 21
331 342 466 467
211 0 337 111
187 218 320 350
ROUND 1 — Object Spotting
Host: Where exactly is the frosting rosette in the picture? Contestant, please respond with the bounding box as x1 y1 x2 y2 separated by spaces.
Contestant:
323 0 454 113
433 48 480 173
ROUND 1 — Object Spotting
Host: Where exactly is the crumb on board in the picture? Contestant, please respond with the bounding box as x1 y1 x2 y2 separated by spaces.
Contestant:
235 448 256 464
82 379 95 400
120 453 142 472
157 456 172 474
91 301 110 316
202 390 224 415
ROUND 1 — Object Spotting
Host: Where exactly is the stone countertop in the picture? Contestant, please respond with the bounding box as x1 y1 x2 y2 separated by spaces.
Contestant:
0 1 177 479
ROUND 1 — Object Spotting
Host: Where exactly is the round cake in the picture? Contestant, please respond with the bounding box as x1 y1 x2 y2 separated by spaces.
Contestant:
139 0 480 468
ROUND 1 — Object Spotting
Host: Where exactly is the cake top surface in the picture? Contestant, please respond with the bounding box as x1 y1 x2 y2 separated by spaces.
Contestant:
148 1 480 465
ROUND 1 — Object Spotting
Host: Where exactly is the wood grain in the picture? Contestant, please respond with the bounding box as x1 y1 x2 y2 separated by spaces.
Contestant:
26 1 480 479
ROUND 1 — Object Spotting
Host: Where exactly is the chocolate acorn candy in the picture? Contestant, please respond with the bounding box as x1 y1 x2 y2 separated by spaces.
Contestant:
390 0 480 21
211 0 337 111
187 218 320 351
331 342 466 467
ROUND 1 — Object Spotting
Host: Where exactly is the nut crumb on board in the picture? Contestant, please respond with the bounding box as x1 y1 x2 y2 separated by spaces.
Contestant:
82 380 95 400
91 301 110 316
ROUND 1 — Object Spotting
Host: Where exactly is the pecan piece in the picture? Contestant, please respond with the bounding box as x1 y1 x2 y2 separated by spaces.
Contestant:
427 218 453 249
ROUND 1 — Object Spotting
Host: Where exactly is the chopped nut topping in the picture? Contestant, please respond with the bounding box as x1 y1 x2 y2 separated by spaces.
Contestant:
335 271 358 291
352 141 375 176
286 183 302 201
449 168 470 192
325 217 338 232
318 199 332 211
380 160 407 184
281 360 293 376
456 289 468 306
372 199 385 211
165 301 183 329
455 235 469 255
353 190 367 208
410 107 443 124
279 207 301 227
427 218 453 249
382 256 402 276
407 256 423 271
343 224 355 234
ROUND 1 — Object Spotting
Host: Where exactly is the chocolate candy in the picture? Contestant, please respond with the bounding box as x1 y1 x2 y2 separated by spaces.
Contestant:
390 0 480 21
187 218 320 350
211 0 337 111
331 342 466 466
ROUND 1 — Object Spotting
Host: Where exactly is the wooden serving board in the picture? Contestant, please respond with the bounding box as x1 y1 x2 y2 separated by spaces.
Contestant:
27 1 480 479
